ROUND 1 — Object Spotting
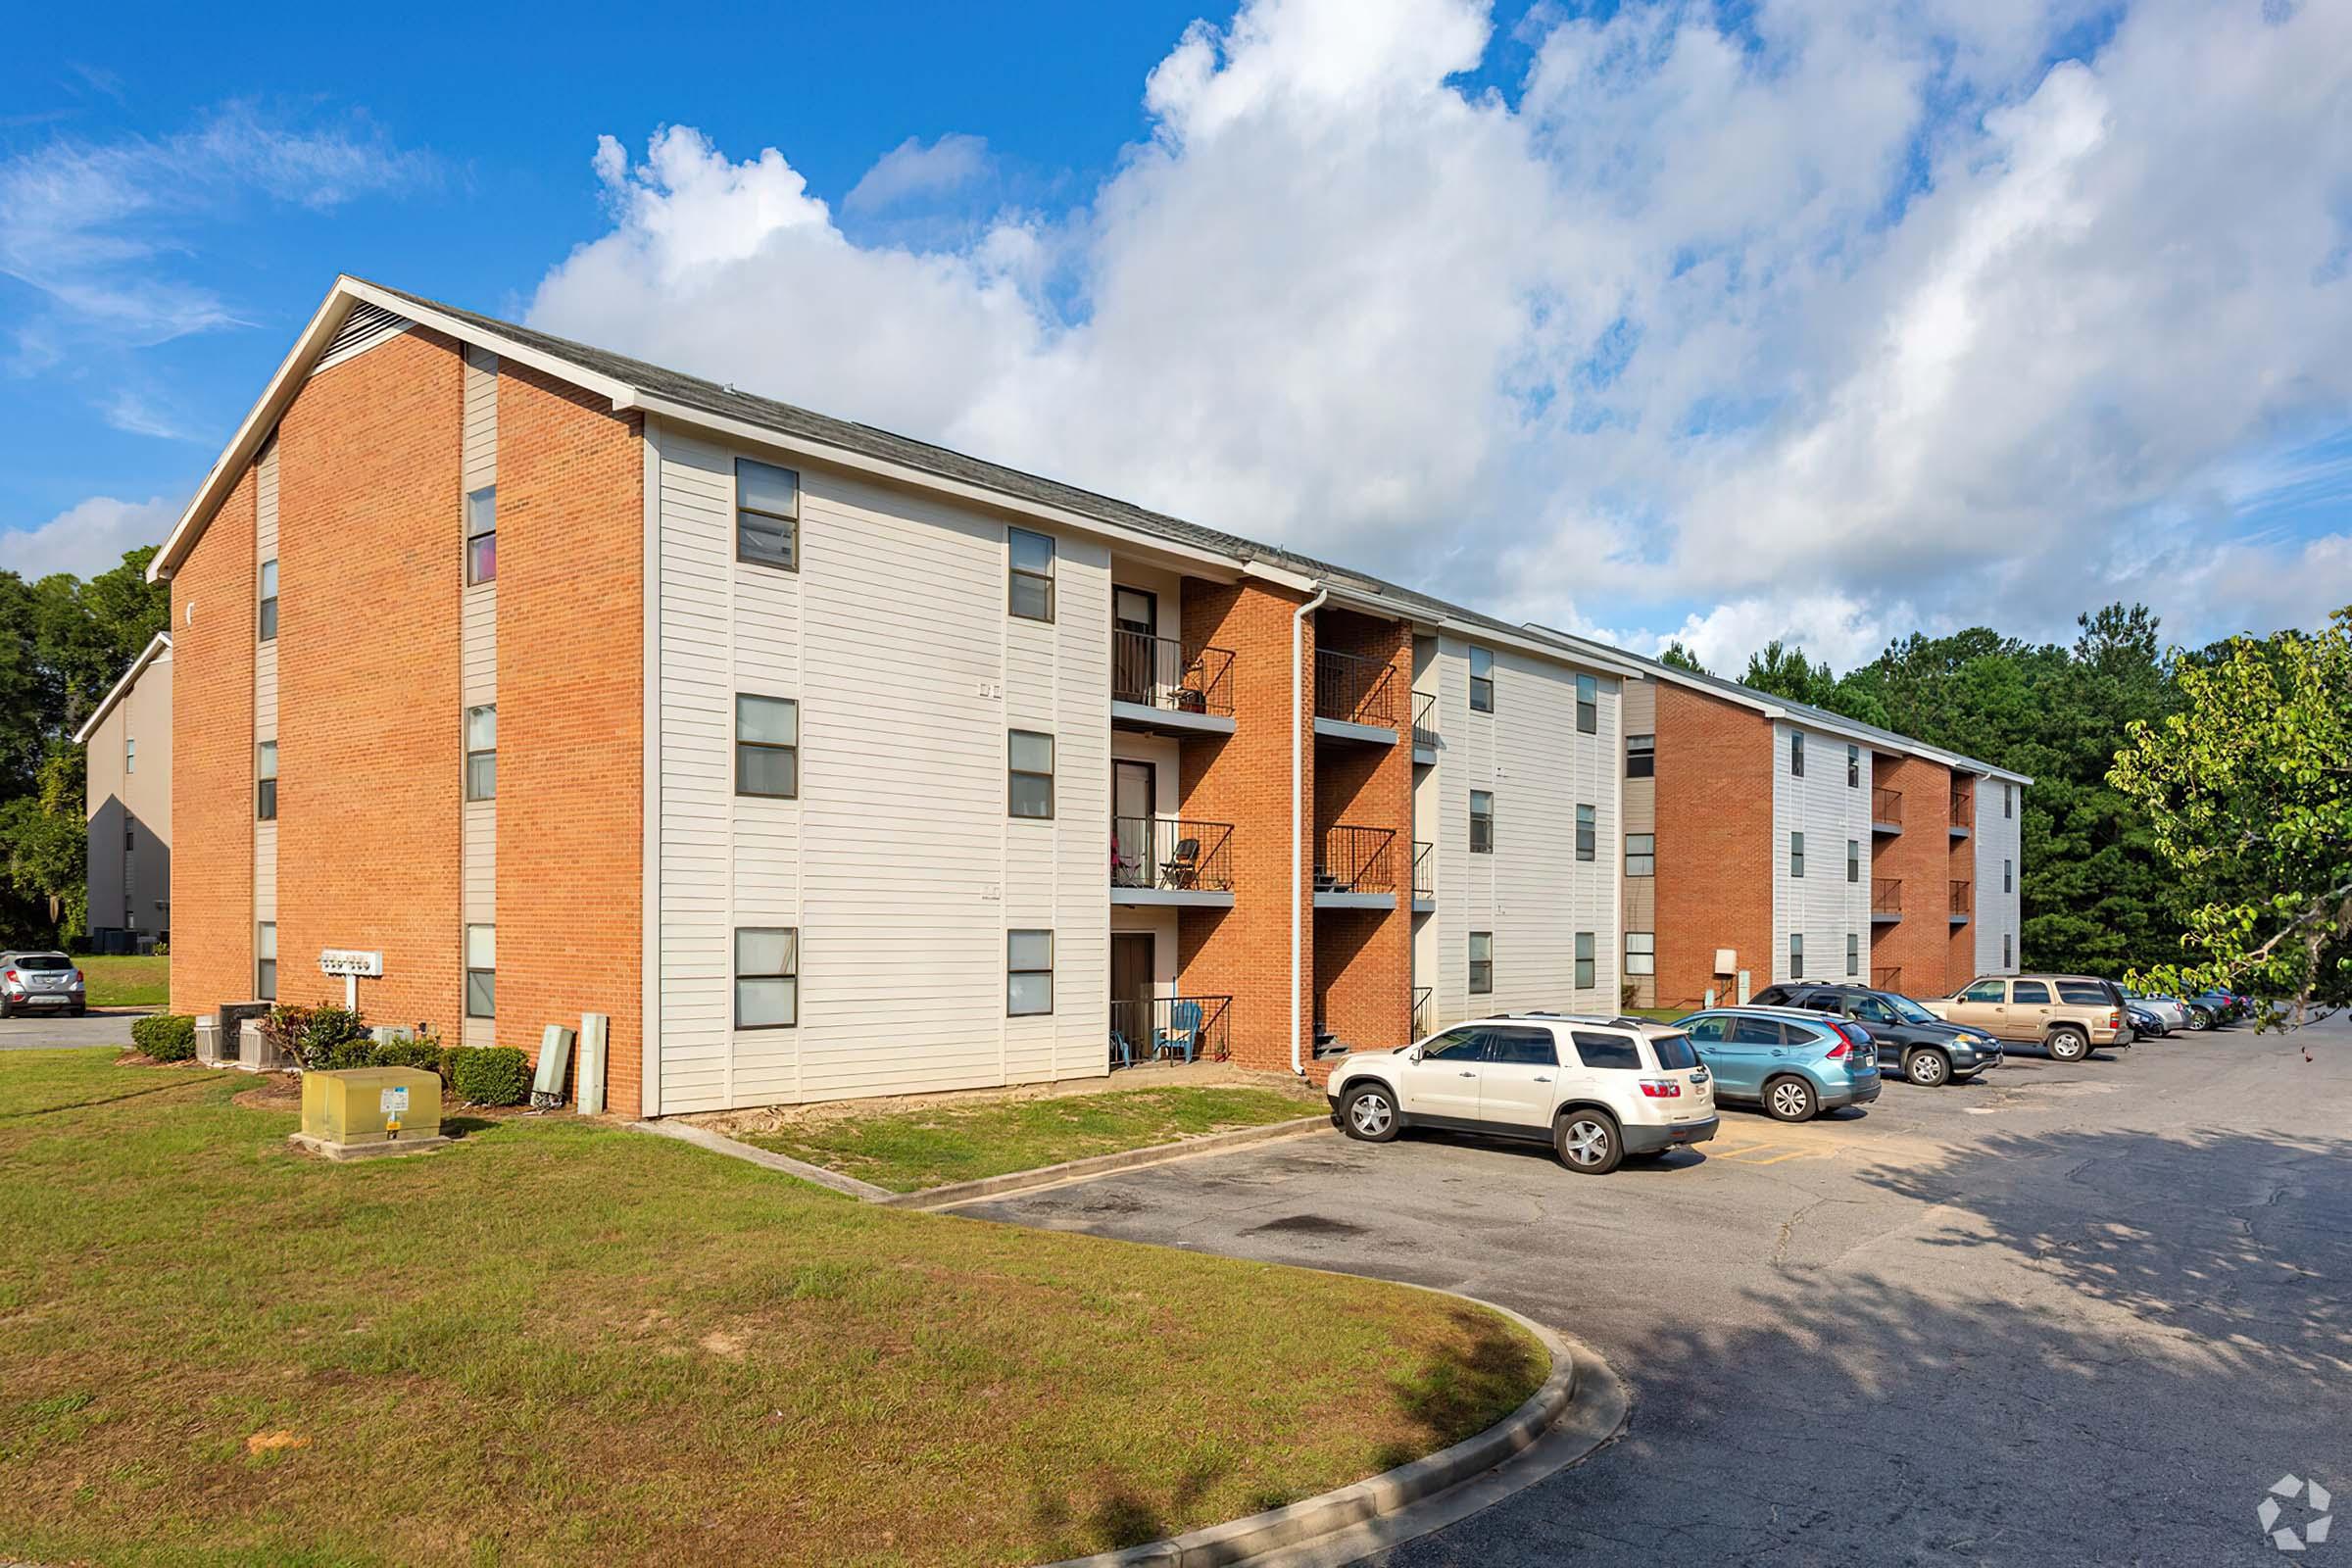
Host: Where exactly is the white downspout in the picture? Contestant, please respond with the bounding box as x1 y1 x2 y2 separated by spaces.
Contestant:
1292 586 1329 1076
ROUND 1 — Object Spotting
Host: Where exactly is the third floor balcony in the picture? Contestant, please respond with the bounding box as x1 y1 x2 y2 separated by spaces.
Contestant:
1872 878 1903 923
1314 648 1400 743
1949 879 1973 924
1110 815 1236 908
1872 785 1904 834
1110 629 1237 738
1313 823 1397 908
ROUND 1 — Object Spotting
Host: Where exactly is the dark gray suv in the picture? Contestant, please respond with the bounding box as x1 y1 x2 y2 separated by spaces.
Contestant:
1750 982 2002 1087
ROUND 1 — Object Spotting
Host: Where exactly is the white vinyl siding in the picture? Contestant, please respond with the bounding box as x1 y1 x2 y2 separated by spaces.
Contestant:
1771 720 1871 986
254 438 279 936
1425 635 1620 1026
1975 779 2024 974
462 348 498 1045
651 424 1110 1111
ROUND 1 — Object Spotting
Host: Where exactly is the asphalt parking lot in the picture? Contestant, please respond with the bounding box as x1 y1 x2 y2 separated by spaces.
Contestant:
0 1009 138 1050
966 1022 2352 1565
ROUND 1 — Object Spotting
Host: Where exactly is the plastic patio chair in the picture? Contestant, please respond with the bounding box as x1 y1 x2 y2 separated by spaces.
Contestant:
1109 1028 1139 1069
1154 1000 1204 1063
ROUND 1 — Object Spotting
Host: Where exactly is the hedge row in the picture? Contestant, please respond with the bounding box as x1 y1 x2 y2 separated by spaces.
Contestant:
129 1013 532 1106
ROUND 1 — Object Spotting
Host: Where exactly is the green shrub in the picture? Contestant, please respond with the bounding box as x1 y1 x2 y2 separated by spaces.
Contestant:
370 1036 446 1075
446 1046 530 1106
130 1013 197 1062
256 1003 372 1071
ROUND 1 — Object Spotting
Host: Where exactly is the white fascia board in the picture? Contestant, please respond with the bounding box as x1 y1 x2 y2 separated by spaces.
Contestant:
71 632 172 745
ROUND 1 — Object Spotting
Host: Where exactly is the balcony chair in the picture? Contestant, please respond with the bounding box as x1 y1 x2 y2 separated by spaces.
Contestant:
1109 1027 1139 1069
1155 1000 1204 1063
1160 837 1201 890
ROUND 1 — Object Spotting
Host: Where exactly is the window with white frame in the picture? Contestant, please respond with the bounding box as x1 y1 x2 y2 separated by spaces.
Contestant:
259 559 279 640
256 741 278 821
735 928 799 1029
736 460 799 570
2004 858 2013 894
1007 527 1054 621
466 487 498 583
1576 673 1596 734
1791 732 1805 776
2005 784 2014 819
1575 804 1595 861
1469 646 1494 711
1575 931 1595 989
1790 932 1805 977
1469 790 1494 854
1008 730 1054 818
1847 932 1859 975
1847 838 1860 883
1625 931 1654 976
1627 733 1654 778
124 735 135 774
2003 933 2013 967
465 706 496 801
1626 833 1654 876
466 924 495 1018
1007 929 1054 1014
1789 831 1804 878
256 922 277 1000
737 695 800 799
1468 931 1494 994
1847 744 1859 787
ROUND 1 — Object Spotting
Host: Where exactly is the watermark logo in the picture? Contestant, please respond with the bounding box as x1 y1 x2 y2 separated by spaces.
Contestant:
2259 1475 2333 1553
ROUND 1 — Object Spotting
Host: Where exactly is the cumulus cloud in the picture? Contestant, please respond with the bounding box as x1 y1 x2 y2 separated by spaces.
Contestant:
525 0 2352 666
844 133 992 214
3 495 179 580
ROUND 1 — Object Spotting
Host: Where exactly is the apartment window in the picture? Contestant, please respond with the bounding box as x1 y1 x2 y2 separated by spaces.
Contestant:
736 695 801 799
1626 833 1654 877
1790 932 1805 978
1791 732 1805 776
466 487 497 584
1469 646 1494 712
1008 730 1054 818
2003 933 2014 967
1847 745 1860 788
1847 933 1860 976
124 825 135 852
734 928 799 1029
1468 932 1494 995
1789 831 1804 878
466 924 495 1018
736 460 799 570
2005 784 2014 819
1576 673 1597 734
1007 527 1054 621
259 559 279 640
465 706 497 801
1469 790 1494 854
1575 931 1595 989
1575 804 1595 861
1847 839 1860 883
1007 929 1054 1015
124 736 135 775
2004 858 2013 894
1625 931 1654 977
256 741 278 821
1627 734 1654 779
256 922 277 1001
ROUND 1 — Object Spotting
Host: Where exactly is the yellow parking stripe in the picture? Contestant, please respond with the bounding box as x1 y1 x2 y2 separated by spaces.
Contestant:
1743 1146 1839 1164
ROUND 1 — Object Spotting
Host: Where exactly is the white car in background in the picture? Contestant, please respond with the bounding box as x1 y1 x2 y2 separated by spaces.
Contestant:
1327 1013 1719 1175
2123 989 2187 1032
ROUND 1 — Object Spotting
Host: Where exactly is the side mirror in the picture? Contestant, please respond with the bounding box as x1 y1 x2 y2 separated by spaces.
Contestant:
1406 1046 1424 1064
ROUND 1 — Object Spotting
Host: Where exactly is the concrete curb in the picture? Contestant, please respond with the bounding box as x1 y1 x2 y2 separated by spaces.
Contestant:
880 1116 1331 1210
624 1119 893 1200
1035 1292 1612 1568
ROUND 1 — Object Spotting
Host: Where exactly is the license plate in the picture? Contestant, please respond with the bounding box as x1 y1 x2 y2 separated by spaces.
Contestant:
25 994 65 1005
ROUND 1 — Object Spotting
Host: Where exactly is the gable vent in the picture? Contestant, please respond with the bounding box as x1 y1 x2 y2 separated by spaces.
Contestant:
313 302 413 375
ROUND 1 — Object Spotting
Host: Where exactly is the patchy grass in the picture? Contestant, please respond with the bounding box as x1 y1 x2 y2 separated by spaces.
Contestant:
741 1086 1322 1194
0 1051 1544 1567
68 953 169 1008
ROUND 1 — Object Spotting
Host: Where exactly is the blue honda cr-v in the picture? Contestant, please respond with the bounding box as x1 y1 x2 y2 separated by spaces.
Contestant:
1672 1006 1882 1122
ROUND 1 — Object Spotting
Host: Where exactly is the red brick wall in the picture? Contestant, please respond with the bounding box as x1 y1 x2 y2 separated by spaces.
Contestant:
276 327 466 1031
1650 683 1773 1007
1178 578 1314 1072
169 469 257 1016
494 365 645 1113
1869 753 1956 998
1310 610 1413 1055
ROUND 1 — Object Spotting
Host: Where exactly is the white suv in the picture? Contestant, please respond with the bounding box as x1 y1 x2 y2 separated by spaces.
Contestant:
1326 1013 1719 1175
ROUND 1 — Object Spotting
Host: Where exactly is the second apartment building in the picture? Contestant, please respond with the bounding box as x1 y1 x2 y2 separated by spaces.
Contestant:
151 276 1640 1118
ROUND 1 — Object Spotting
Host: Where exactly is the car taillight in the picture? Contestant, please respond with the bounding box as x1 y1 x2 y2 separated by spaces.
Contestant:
72 969 83 984
1638 1079 1683 1098
2108 1012 2121 1028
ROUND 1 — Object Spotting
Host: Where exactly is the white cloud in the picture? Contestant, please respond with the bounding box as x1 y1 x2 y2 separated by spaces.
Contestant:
844 133 992 214
4 495 179 580
524 0 2352 668
101 387 197 441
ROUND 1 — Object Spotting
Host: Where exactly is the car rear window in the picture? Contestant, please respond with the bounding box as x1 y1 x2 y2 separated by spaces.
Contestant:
13 955 70 971
1648 1033 1698 1070
2057 983 2110 1005
1570 1031 1642 1070
1731 1016 1786 1045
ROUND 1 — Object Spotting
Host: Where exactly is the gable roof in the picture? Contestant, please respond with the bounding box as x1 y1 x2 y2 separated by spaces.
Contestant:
71 633 171 747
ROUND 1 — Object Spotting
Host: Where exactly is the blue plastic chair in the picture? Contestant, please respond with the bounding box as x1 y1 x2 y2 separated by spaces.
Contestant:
1109 1029 1139 1069
1155 1001 1204 1063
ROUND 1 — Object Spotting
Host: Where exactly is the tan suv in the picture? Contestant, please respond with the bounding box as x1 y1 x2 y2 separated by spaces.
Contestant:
1922 975 2131 1062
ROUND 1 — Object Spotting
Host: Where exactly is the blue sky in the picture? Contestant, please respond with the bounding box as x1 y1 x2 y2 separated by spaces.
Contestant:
6 0 2348 669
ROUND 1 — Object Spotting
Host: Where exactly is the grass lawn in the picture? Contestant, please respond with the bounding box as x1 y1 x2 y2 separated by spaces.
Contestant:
740 1085 1323 1194
69 953 170 1008
0 1051 1544 1567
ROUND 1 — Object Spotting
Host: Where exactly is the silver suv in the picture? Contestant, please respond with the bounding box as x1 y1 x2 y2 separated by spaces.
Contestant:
1326 1013 1719 1175
0 952 87 1017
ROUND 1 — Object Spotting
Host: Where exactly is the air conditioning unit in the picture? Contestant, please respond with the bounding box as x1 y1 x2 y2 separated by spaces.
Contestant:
219 1001 277 1071
194 1014 229 1066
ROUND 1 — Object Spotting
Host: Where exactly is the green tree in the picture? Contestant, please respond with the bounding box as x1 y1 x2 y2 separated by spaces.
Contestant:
2110 608 2352 1028
0 741 87 944
1657 640 1709 674
1739 639 1841 709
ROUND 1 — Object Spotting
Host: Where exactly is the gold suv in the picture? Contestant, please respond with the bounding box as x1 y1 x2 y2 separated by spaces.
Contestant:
1922 975 2131 1062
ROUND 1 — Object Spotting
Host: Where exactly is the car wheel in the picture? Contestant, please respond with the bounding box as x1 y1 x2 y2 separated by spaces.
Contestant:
2047 1027 2089 1062
1339 1084 1400 1143
70 1005 85 1017
1904 1049 1951 1087
1554 1109 1624 1174
2185 1007 2212 1032
1764 1076 1818 1122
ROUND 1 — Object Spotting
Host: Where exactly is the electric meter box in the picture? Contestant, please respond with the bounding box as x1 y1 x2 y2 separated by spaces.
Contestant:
301 1066 442 1147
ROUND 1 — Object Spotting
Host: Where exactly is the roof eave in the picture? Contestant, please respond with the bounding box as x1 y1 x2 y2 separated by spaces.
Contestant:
71 632 172 745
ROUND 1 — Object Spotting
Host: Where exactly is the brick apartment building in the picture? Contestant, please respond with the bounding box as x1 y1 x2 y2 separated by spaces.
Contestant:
148 276 1671 1117
1532 632 2027 1009
74 632 173 952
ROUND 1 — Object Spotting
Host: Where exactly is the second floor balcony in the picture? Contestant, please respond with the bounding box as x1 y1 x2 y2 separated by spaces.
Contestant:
1872 878 1903 922
1110 629 1237 738
1411 839 1434 911
1949 787 1975 836
1873 786 1903 834
1314 823 1396 908
1949 878 1973 923
1314 648 1400 741
1110 816 1236 908
1412 690 1439 763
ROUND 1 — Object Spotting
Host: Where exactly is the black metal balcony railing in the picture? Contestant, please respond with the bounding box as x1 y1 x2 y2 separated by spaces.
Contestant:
1112 629 1235 718
1315 647 1399 729
1412 985 1433 1039
1950 788 1975 829
1950 879 1973 917
1873 878 1902 914
1111 816 1235 893
1412 689 1438 751
1412 840 1433 901
1109 995 1232 1067
1873 786 1903 825
1315 823 1397 895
